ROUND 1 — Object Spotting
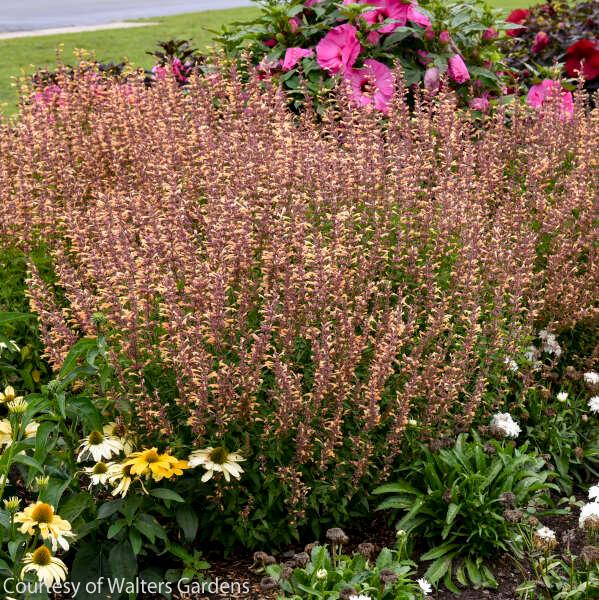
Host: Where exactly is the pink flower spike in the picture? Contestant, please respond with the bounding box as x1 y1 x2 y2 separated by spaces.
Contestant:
347 58 394 113
447 54 470 84
281 47 314 71
316 24 361 74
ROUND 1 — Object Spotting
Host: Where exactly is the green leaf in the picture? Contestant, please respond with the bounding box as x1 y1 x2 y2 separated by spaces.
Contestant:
13 453 44 474
425 557 452 584
108 540 138 582
176 505 199 542
108 520 126 539
446 503 460 525
97 499 123 520
0 312 32 325
150 488 184 503
129 528 142 555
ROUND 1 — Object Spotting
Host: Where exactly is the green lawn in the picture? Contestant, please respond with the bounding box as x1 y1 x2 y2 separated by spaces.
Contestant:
0 0 535 114
0 7 259 112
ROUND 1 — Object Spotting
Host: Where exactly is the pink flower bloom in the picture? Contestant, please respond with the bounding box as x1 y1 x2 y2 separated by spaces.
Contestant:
281 47 314 71
469 93 490 112
316 24 361 74
417 50 431 65
151 65 167 80
347 59 394 112
526 79 574 119
447 54 470 84
531 31 550 53
407 4 431 29
305 0 322 6
482 27 498 41
264 39 277 48
423 66 441 94
289 17 301 33
439 30 451 44
361 0 409 34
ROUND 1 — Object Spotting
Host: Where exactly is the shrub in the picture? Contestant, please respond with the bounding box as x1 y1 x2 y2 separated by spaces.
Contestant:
218 0 509 111
0 62 597 549
374 433 556 589
502 1 599 97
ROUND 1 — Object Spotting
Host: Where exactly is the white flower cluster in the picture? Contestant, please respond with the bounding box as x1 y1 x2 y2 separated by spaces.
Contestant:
579 501 599 531
417 578 432 595
490 412 521 438
504 357 519 372
556 391 568 402
538 329 562 357
535 526 556 542
584 371 599 386
589 396 599 414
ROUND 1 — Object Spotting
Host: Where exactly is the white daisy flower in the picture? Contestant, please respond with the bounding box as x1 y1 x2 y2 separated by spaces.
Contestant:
21 546 68 588
504 357 518 372
77 429 123 463
83 462 111 486
490 413 521 438
315 568 327 580
588 484 599 501
417 578 432 595
556 391 568 402
188 446 245 482
588 396 599 414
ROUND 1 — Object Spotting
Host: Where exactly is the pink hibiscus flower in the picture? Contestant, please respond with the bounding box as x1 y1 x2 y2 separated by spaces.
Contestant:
527 79 574 119
316 24 361 74
281 47 314 71
447 54 470 84
469 93 490 112
347 59 394 113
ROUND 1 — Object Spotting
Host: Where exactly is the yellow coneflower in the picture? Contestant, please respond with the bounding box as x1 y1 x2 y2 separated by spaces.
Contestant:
21 546 68 587
123 448 189 482
15 501 74 551
106 462 135 497
7 397 28 414
188 447 245 482
83 462 110 486
3 496 20 512
77 429 123 462
0 386 21 404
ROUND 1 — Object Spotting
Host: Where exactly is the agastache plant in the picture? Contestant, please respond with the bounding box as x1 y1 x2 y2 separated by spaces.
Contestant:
0 61 596 527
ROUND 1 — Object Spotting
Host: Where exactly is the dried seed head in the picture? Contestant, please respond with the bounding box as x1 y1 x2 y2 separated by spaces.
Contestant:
326 528 348 545
253 551 269 564
499 492 517 508
293 552 309 568
380 568 399 584
260 577 278 591
355 542 376 559
503 509 523 523
580 545 599 565
340 587 358 600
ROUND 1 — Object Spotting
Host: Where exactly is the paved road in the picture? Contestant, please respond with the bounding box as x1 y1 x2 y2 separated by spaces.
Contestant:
0 0 253 32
